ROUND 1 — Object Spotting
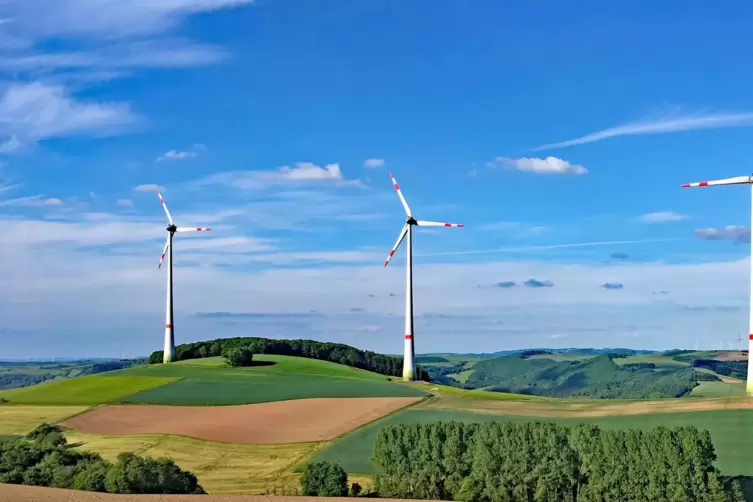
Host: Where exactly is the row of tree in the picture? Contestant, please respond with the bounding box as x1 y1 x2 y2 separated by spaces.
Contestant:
373 421 744 502
148 336 430 381
0 424 204 494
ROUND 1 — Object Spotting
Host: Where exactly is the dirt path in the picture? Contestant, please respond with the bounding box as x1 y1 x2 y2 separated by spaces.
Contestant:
421 395 753 418
0 484 430 502
63 397 421 444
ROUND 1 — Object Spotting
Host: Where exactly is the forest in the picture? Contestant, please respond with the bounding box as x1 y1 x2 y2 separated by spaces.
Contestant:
148 337 430 381
463 353 710 398
373 421 744 502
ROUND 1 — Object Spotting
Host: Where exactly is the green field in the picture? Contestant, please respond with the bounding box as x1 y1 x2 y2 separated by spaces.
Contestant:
115 355 425 405
690 381 746 397
0 375 176 405
527 353 597 362
613 354 690 367
312 407 753 477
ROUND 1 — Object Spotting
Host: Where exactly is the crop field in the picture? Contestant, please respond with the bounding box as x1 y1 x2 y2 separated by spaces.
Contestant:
0 405 89 435
690 381 746 398
0 375 177 405
409 382 546 401
312 407 753 477
65 430 322 494
63 397 422 443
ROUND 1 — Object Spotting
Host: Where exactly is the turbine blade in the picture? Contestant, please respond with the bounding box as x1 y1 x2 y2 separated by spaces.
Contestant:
416 220 464 228
384 224 409 267
681 176 752 188
158 235 170 269
389 172 412 217
175 227 212 232
157 191 174 225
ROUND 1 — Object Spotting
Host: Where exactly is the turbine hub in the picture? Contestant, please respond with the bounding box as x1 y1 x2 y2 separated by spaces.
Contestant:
167 224 177 232
406 217 417 225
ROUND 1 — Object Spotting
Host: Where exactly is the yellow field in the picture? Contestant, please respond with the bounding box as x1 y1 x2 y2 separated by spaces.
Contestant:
0 405 89 435
65 431 326 494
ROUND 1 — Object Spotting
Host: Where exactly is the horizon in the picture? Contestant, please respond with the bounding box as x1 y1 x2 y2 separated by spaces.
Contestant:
2 1 753 358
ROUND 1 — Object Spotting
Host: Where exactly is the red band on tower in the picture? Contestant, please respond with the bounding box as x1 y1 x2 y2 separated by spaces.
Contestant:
749 334 753 340
165 324 172 329
405 334 413 340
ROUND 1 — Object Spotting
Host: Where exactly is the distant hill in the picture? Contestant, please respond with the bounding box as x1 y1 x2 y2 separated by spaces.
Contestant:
464 353 711 398
149 337 430 381
0 359 145 391
420 348 657 359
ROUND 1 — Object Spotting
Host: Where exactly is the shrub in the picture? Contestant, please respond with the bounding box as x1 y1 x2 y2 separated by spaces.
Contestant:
223 347 255 367
350 482 362 497
300 461 348 497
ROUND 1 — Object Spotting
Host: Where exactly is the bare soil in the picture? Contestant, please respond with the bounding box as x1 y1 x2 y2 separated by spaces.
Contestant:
62 397 420 444
421 395 753 418
0 484 427 502
712 351 748 362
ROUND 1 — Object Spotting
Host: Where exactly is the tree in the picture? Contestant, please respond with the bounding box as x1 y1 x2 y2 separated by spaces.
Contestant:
148 351 164 365
300 461 348 497
26 424 66 447
223 347 255 367
71 460 111 492
104 452 204 494
350 482 362 497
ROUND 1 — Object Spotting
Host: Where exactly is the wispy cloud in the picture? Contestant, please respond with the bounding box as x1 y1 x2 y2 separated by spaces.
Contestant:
610 252 629 260
363 158 385 169
132 184 164 193
492 281 517 288
192 162 364 190
417 239 682 258
534 111 753 151
0 82 139 150
640 211 688 224
116 199 133 208
693 225 750 244
492 156 587 175
157 150 196 161
524 279 554 288
0 195 63 207
602 282 624 290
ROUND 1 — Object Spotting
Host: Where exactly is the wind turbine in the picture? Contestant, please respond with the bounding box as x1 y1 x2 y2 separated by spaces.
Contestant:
383 173 463 381
682 175 753 395
156 191 211 363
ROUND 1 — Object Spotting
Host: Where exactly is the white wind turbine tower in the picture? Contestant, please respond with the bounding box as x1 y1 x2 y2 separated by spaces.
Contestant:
156 191 211 363
682 175 753 395
383 173 464 381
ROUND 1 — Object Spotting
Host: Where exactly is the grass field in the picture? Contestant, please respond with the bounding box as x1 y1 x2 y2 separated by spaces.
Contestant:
114 356 425 405
0 375 177 405
0 405 89 435
527 353 597 362
312 407 753 477
613 354 690 367
446 369 474 384
690 381 746 398
408 382 545 401
65 431 322 494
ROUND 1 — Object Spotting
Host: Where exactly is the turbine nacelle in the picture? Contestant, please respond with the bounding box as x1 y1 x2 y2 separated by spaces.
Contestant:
166 224 178 233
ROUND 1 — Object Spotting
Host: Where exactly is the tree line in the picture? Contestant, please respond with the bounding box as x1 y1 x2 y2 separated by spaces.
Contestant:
373 421 744 502
692 359 747 380
0 424 204 494
148 336 430 381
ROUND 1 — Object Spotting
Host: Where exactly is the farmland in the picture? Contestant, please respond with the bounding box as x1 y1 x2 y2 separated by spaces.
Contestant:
0 375 177 405
312 406 753 477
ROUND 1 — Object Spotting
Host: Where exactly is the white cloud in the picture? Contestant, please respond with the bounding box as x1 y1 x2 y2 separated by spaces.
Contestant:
364 158 385 169
494 156 588 175
116 198 133 208
133 184 164 193
693 225 750 244
280 162 344 181
0 82 139 147
0 135 21 152
640 211 688 224
157 150 196 161
534 110 753 151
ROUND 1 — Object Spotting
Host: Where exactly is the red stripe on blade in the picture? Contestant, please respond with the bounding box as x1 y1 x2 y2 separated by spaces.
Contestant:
404 334 413 339
749 334 753 340
681 184 691 188
457 224 464 227
699 181 708 186
165 324 172 328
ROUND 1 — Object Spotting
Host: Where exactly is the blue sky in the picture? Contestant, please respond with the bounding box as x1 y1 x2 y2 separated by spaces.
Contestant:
2 0 753 358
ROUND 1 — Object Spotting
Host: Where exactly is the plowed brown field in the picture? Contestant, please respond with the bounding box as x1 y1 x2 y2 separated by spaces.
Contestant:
63 397 421 444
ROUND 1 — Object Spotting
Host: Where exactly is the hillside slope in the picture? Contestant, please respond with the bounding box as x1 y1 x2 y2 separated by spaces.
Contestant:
465 354 705 398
